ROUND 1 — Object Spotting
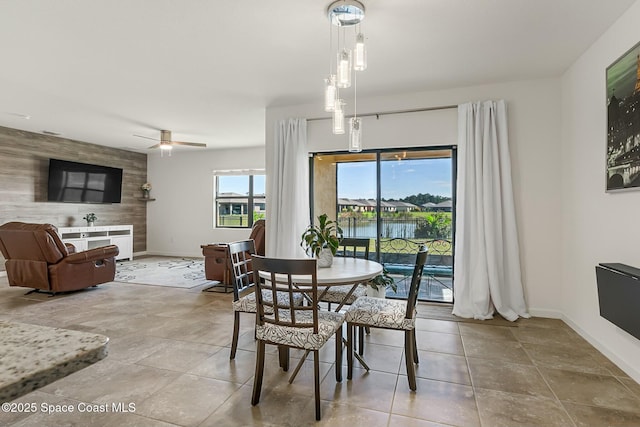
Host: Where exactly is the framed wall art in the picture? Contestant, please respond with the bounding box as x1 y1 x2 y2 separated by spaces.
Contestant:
606 40 640 191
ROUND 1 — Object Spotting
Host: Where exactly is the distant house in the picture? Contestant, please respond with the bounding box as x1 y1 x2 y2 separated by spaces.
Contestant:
217 192 266 215
433 200 452 212
389 201 419 212
422 200 452 212
338 198 418 213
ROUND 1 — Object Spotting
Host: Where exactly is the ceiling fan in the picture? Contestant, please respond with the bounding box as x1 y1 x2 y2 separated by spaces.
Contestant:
134 130 207 150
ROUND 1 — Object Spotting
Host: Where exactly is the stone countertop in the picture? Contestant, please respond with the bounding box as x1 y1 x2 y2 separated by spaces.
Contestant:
0 321 108 402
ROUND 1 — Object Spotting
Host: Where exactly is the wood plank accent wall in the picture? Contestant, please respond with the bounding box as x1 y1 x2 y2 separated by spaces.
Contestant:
0 126 148 270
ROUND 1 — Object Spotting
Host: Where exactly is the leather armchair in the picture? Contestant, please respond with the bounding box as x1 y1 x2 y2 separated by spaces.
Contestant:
0 222 119 293
201 219 265 284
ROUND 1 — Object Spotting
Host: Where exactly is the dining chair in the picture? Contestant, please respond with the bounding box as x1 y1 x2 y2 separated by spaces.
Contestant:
227 239 303 360
320 237 371 310
250 255 345 421
345 245 428 391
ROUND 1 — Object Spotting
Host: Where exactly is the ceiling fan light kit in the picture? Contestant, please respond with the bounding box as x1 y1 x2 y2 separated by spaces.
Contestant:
325 0 366 153
134 129 207 155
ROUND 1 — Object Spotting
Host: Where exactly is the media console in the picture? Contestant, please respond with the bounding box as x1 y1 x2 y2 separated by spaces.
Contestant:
58 225 133 261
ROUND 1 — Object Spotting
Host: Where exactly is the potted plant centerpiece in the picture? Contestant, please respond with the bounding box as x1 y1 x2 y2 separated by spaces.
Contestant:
367 267 398 298
83 213 97 227
301 213 343 268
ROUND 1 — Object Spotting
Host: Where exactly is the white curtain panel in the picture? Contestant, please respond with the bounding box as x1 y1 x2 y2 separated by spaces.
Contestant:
453 100 529 321
267 118 310 258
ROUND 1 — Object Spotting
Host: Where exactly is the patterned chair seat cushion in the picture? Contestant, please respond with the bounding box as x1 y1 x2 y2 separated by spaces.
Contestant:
232 289 303 314
319 284 366 304
256 311 345 350
345 296 415 330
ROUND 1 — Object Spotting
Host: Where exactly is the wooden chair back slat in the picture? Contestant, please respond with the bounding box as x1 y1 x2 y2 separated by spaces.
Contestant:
228 240 257 301
405 245 428 319
252 256 318 333
337 237 370 260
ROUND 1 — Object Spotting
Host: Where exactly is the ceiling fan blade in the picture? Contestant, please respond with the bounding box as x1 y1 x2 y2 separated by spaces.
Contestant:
134 134 160 141
147 143 162 149
172 141 207 148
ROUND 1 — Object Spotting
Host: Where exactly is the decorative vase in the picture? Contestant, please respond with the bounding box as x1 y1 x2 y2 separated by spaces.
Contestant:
87 221 94 227
142 189 150 199
366 285 387 298
317 248 334 268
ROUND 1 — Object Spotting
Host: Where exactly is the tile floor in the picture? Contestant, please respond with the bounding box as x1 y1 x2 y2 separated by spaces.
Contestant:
1 277 639 426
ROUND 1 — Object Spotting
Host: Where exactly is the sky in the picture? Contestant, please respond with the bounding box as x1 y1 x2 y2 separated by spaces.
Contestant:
218 175 265 195
338 158 452 199
217 157 452 200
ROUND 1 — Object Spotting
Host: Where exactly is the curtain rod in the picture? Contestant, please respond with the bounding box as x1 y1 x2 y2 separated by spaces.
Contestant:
306 104 458 122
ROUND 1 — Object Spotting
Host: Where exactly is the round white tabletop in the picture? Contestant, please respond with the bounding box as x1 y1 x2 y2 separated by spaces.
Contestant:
257 257 382 286
300 257 382 285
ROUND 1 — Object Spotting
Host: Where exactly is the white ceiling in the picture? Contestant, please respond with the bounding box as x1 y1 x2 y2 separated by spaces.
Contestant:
0 0 636 152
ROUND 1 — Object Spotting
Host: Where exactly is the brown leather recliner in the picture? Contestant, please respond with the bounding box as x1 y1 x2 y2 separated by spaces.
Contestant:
201 219 265 284
0 222 119 293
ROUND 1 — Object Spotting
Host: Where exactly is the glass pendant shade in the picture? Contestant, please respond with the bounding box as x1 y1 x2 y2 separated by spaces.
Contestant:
324 75 337 112
354 33 367 71
160 143 172 157
333 100 345 134
349 117 362 152
337 49 352 88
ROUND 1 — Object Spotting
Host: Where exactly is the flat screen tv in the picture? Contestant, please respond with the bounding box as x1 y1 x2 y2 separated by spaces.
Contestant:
47 159 123 203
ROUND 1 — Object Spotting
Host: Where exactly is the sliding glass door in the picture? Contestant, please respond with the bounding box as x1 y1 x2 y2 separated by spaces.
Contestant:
312 148 455 303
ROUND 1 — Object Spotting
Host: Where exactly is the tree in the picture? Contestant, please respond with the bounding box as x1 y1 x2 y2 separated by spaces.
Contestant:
382 193 450 207
414 212 452 239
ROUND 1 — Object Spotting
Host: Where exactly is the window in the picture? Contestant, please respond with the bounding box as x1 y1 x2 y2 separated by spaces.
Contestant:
312 148 455 303
215 171 266 228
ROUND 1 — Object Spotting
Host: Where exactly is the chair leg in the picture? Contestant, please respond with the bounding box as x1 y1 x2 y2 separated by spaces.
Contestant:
230 311 240 360
347 323 354 380
314 350 321 421
358 326 365 356
405 330 417 391
335 325 343 382
412 328 419 364
278 346 290 372
252 340 266 405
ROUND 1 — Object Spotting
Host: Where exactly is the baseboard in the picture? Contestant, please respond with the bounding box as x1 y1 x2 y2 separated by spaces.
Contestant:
130 251 202 259
561 313 640 383
528 307 563 319
144 251 202 259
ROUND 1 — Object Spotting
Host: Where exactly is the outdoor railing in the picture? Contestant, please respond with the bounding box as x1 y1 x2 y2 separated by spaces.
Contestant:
340 217 425 240
378 237 453 302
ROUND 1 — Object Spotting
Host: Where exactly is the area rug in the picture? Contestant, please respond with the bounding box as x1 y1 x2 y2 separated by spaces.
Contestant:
114 257 217 289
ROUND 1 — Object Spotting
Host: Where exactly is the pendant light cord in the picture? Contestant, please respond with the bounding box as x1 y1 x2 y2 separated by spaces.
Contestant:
329 19 333 75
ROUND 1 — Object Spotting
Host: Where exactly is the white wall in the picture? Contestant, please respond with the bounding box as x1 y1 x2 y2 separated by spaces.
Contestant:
267 78 563 317
561 0 640 381
146 146 265 257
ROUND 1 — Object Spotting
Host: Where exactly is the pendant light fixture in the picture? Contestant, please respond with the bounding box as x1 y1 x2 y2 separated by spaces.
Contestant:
333 99 346 134
324 75 337 112
354 32 367 71
349 70 361 152
325 0 366 150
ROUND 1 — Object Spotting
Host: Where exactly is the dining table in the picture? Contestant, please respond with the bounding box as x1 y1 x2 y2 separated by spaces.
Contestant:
298 257 382 309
